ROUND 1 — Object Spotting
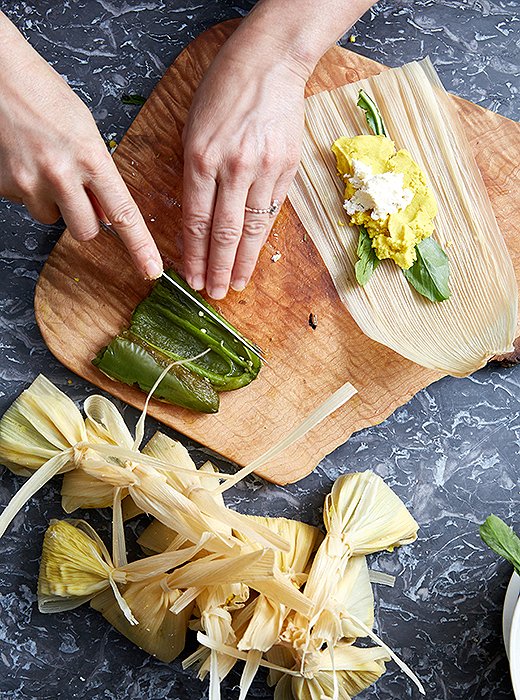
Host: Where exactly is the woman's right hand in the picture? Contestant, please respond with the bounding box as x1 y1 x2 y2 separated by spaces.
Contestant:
0 13 163 279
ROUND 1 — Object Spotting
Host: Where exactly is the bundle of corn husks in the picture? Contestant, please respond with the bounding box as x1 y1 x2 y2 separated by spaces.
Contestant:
0 376 420 698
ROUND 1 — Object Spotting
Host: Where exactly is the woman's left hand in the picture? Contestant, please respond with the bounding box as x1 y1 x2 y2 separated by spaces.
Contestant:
181 37 308 299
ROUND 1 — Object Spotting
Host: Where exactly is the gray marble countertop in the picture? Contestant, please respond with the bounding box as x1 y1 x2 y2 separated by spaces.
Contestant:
0 1 519 699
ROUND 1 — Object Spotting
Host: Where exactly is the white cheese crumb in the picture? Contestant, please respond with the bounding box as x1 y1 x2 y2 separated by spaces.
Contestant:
344 159 413 220
271 251 282 263
201 328 207 334
198 311 204 317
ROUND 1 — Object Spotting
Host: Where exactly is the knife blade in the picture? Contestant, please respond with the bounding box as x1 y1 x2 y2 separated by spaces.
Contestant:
98 219 267 364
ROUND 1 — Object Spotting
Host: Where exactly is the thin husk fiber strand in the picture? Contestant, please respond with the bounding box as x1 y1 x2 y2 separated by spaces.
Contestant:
288 58 517 377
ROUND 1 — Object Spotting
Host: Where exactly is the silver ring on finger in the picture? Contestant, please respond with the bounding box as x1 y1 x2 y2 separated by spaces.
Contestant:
244 199 280 218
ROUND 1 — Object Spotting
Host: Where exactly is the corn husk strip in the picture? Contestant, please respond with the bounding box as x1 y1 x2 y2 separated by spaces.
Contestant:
239 649 263 700
197 632 303 677
132 350 211 450
112 487 127 567
91 577 193 663
369 570 396 587
81 443 233 481
188 487 290 552
342 610 425 695
122 534 212 579
84 395 134 449
170 586 200 614
247 577 313 618
0 452 72 538
166 550 273 589
217 382 357 494
289 59 517 377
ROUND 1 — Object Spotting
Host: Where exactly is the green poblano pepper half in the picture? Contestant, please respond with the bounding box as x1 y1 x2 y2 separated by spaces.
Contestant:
93 270 261 413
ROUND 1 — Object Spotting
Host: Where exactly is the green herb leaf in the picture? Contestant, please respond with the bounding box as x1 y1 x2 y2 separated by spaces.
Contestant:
403 237 451 302
355 227 380 285
480 515 520 576
357 89 387 137
121 93 147 106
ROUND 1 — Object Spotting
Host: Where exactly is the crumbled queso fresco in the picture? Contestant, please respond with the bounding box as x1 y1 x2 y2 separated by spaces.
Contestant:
343 159 414 221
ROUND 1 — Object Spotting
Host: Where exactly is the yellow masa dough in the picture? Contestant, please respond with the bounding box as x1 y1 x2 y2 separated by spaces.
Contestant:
332 135 438 269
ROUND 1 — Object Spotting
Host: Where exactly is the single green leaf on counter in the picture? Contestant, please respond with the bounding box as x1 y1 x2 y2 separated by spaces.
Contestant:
403 237 451 302
121 93 147 106
480 514 520 576
357 89 387 137
355 226 380 286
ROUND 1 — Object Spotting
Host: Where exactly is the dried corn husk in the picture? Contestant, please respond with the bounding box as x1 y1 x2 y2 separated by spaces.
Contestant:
90 576 193 663
289 58 517 376
303 471 418 629
0 376 90 538
38 519 215 623
236 518 322 699
191 584 250 698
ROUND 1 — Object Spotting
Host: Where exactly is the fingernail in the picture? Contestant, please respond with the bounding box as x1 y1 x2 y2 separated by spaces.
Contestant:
207 286 227 300
230 279 247 292
144 257 163 280
188 275 205 291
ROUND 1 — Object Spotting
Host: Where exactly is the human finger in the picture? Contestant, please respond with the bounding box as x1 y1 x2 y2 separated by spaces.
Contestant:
205 182 249 299
230 177 275 292
23 195 61 225
181 160 217 291
88 160 162 279
57 187 101 242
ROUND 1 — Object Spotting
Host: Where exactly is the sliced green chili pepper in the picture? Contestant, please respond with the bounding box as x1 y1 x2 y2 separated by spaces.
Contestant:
93 270 261 412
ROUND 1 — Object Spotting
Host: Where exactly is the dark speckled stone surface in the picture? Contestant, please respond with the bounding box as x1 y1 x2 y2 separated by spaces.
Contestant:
0 1 519 699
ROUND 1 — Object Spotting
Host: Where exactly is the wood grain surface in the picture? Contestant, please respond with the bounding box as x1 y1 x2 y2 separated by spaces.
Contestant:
34 20 520 485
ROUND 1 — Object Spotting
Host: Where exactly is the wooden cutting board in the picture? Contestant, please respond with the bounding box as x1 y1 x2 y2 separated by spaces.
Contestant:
35 19 520 485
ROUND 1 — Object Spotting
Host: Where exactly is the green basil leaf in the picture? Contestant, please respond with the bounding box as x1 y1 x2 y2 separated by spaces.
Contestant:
480 515 520 576
355 227 380 286
403 237 451 302
121 93 147 106
357 89 387 137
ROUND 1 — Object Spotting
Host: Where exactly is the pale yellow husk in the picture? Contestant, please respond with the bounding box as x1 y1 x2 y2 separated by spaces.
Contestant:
90 576 193 663
288 58 517 376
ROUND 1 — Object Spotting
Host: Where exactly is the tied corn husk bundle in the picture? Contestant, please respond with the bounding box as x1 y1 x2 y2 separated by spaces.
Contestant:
0 376 295 558
0 376 356 558
1 375 420 698
35 473 420 700
288 58 517 377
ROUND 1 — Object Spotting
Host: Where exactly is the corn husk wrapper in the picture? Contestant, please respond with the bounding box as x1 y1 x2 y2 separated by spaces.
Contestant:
303 471 418 631
38 519 214 623
90 575 193 663
0 376 91 539
288 58 517 377
311 555 374 644
191 583 250 697
274 645 388 700
234 517 322 699
60 395 135 512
